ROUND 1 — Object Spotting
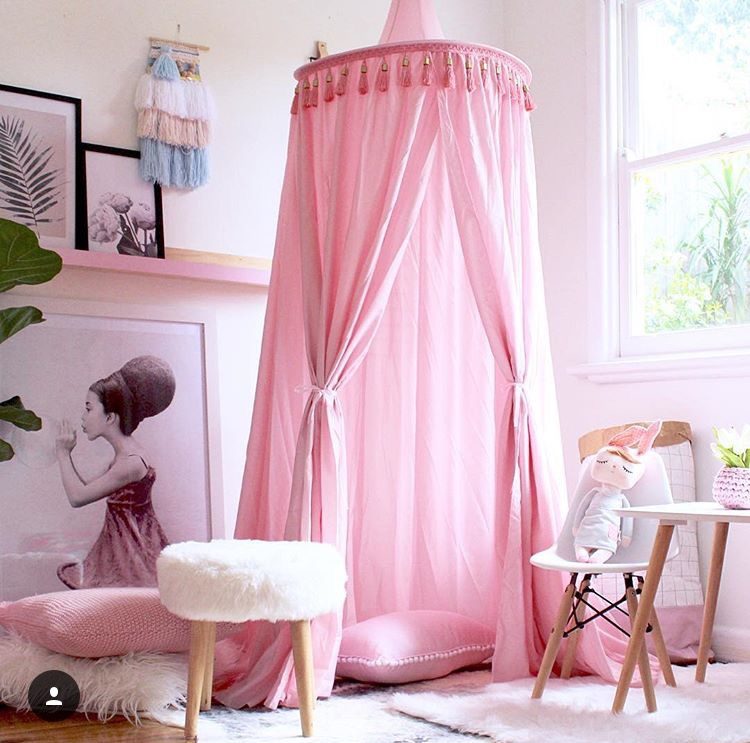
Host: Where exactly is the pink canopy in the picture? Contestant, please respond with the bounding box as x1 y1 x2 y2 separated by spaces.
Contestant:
213 0 625 710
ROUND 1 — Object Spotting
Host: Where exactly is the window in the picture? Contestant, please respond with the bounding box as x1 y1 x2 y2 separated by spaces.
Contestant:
618 0 750 356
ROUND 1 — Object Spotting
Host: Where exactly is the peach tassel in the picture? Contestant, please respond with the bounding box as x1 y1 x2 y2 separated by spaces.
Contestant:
336 66 349 96
376 59 389 92
291 84 299 114
302 79 311 108
400 55 412 87
324 71 335 102
311 77 319 107
480 59 488 87
466 57 475 92
422 54 433 85
358 62 369 94
444 53 455 88
496 64 508 96
523 84 536 111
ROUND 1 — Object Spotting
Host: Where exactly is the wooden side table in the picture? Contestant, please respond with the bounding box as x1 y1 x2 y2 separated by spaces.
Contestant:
611 502 750 713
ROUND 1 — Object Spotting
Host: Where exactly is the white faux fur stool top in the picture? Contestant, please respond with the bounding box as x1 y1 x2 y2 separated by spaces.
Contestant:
157 539 347 624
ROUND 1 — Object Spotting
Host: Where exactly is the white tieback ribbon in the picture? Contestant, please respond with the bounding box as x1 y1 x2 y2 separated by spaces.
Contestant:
295 384 338 403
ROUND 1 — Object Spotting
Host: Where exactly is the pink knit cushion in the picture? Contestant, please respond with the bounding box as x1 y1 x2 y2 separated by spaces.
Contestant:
0 588 241 658
336 610 494 684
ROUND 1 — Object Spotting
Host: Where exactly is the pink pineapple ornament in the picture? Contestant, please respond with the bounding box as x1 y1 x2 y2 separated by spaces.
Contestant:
572 420 662 563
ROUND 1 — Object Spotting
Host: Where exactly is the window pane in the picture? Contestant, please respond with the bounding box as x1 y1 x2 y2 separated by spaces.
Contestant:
630 149 750 335
635 0 750 157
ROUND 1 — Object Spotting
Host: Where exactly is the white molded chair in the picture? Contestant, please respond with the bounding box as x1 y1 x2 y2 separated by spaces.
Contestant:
530 449 679 711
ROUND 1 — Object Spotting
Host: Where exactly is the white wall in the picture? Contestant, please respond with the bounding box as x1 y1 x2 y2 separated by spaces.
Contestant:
2 0 505 534
2 0 503 260
501 0 750 658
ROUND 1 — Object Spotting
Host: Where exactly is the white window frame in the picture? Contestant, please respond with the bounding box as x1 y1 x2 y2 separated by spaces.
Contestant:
580 0 750 380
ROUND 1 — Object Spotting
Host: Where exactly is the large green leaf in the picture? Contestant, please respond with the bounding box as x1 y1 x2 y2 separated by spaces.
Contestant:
0 305 44 344
0 438 13 461
0 218 62 293
0 396 41 431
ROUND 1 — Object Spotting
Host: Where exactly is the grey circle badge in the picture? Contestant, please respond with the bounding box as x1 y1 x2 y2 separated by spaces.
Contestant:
28 670 80 722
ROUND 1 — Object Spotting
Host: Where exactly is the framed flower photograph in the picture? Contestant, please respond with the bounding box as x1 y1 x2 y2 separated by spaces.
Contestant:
80 143 164 258
0 84 83 251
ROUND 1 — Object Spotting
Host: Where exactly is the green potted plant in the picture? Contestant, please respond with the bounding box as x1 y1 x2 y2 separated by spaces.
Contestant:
711 425 750 509
0 217 62 461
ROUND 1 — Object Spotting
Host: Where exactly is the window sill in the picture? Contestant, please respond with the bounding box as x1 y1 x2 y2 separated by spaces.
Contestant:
568 349 750 384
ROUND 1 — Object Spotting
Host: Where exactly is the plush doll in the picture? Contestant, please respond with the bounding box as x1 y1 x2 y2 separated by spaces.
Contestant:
572 420 662 563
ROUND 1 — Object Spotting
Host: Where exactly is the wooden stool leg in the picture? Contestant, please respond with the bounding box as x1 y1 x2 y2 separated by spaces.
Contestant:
625 578 657 713
532 576 577 700
201 622 217 711
561 575 591 680
291 620 315 737
697 521 729 683
185 621 211 742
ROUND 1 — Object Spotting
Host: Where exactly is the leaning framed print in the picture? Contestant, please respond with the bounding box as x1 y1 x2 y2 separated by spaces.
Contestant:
0 297 224 600
80 143 165 258
0 84 83 251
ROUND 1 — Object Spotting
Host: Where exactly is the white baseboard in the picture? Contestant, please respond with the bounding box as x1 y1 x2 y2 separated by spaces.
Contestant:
712 625 750 662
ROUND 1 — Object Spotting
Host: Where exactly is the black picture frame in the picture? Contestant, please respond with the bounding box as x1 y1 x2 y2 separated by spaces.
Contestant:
0 83 84 250
78 143 165 258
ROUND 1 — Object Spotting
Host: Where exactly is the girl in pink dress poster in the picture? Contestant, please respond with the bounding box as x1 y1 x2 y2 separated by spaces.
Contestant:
54 355 175 588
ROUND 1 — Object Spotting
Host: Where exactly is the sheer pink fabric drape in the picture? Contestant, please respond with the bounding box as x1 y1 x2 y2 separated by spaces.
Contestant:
214 45 607 709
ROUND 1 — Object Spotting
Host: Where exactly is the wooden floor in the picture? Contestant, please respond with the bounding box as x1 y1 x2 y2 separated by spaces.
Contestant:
0 706 184 742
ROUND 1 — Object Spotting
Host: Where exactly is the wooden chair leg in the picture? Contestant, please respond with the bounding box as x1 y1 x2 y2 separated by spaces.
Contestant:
532 576 577 700
185 621 212 742
561 575 591 679
201 622 217 711
625 580 657 713
291 620 315 737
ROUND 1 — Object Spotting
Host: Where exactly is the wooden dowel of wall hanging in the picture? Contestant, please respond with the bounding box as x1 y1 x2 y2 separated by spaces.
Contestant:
150 36 210 52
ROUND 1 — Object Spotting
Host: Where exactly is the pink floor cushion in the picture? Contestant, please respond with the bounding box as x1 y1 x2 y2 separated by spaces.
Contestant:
0 588 243 658
336 610 494 684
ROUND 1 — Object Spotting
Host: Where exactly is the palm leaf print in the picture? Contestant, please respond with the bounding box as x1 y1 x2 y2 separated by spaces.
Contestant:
0 115 62 235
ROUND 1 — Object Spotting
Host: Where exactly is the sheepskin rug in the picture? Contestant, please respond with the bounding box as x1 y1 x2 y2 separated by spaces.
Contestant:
392 663 750 743
0 633 186 723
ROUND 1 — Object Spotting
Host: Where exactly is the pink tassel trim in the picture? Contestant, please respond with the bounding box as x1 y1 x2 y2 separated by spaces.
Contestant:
480 59 489 87
465 57 475 92
324 71 335 102
422 54 433 86
444 53 455 88
302 79 312 108
400 56 412 87
336 66 349 96
291 85 299 115
496 64 508 96
376 59 389 92
523 84 536 112
311 77 319 107
358 62 369 95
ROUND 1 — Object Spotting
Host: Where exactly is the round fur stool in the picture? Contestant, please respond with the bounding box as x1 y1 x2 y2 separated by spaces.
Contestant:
157 539 347 741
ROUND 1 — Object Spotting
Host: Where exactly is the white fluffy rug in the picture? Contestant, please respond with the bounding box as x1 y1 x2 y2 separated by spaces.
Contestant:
0 633 186 723
392 664 750 743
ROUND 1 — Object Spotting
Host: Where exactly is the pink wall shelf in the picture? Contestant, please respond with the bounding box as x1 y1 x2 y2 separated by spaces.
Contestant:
61 249 271 287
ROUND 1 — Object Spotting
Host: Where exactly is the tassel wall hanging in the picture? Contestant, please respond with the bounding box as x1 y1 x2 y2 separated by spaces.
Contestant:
135 39 214 189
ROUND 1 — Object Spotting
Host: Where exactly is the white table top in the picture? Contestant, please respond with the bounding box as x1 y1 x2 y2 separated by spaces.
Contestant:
615 501 750 523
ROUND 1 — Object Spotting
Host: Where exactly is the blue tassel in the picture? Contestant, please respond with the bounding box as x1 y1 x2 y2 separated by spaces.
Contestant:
151 47 180 81
139 138 209 188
